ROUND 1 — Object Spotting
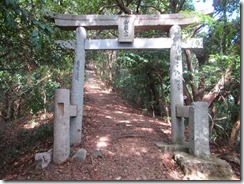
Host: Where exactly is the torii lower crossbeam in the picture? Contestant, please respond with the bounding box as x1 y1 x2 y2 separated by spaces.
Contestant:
56 38 203 50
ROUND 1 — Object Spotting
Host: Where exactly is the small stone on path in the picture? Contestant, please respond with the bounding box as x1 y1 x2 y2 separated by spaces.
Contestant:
72 148 87 161
93 150 103 158
35 151 52 169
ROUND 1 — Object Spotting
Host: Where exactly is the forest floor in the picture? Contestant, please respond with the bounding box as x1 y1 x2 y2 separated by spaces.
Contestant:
0 67 240 181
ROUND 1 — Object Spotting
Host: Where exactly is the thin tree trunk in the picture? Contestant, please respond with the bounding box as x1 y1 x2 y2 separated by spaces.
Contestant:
209 103 217 133
183 82 192 105
228 113 240 147
147 71 161 115
164 105 170 124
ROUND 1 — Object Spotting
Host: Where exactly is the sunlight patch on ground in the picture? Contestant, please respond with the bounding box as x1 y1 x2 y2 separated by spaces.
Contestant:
132 118 146 123
140 147 148 153
148 119 157 123
135 127 154 133
158 121 171 127
117 141 150 156
22 112 53 129
105 115 112 119
102 89 112 94
111 111 133 117
161 129 171 135
118 120 131 124
23 120 39 129
88 82 101 89
113 110 123 114
129 146 148 155
113 105 128 111
96 135 110 149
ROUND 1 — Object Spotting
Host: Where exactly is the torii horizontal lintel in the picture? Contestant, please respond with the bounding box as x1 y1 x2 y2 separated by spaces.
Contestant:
55 38 203 50
53 9 212 31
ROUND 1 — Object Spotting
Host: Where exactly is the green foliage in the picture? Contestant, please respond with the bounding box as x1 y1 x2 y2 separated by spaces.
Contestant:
0 0 74 120
180 10 215 36
185 2 240 145
113 50 170 115
210 95 239 144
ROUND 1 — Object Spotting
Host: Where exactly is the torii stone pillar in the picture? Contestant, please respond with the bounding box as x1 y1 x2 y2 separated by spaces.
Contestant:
170 25 185 144
70 27 86 145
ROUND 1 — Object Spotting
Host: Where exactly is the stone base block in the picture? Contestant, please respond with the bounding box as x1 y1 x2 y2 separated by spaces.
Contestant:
154 142 189 153
173 152 234 180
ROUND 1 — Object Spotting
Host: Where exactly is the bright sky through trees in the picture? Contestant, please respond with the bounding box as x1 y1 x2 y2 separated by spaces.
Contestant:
193 0 240 20
193 0 214 11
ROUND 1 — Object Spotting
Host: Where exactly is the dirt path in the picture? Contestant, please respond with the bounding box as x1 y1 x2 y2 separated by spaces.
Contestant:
5 68 186 180
79 68 185 180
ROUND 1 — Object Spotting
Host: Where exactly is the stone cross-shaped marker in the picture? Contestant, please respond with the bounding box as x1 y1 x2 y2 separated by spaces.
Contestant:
53 89 77 164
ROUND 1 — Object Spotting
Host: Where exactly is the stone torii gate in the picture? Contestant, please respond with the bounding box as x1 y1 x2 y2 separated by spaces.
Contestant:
52 12 210 164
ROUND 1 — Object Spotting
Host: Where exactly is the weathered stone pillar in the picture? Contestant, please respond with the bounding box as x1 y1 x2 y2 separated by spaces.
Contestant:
189 102 210 157
53 89 70 164
70 26 86 145
169 25 185 144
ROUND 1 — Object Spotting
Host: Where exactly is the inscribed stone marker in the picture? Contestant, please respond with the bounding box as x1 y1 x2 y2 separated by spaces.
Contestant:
118 15 135 42
189 102 210 157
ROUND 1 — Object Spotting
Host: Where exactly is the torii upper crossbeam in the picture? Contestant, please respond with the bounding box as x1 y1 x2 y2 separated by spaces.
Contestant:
53 9 212 31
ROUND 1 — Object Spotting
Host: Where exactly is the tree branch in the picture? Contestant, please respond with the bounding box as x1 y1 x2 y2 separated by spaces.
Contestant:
203 67 232 106
184 49 201 101
98 4 118 13
136 0 142 13
160 0 169 9
190 24 205 38
0 51 10 58
140 5 164 13
116 0 133 14
177 0 186 12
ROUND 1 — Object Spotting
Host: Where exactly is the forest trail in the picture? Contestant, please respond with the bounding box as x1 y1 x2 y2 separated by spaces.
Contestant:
1 67 240 180
8 67 183 180
77 67 185 180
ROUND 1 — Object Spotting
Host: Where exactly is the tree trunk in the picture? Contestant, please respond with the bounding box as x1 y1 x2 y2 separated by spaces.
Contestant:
209 103 217 133
203 67 232 106
184 49 202 102
228 113 240 147
153 65 164 116
115 0 133 14
183 82 192 105
146 71 161 116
